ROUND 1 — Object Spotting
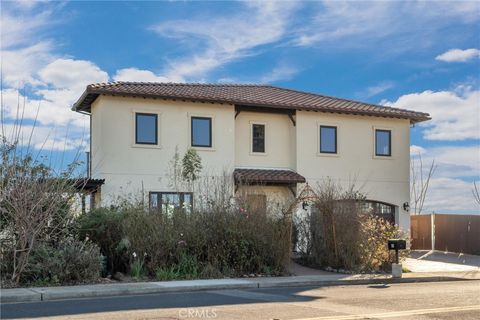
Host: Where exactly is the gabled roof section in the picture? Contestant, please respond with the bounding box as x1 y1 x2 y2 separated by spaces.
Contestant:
72 82 430 123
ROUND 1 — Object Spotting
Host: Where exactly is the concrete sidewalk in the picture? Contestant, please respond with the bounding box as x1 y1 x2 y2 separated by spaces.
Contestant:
405 250 480 272
2 270 479 304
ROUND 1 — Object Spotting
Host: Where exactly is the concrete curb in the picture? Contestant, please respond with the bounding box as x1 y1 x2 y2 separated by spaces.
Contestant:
2 272 478 304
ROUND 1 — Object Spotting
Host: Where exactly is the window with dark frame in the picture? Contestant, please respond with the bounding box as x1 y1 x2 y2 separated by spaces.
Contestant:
319 126 337 154
135 113 158 145
191 117 212 147
252 123 265 153
149 192 193 214
361 201 395 224
375 129 391 156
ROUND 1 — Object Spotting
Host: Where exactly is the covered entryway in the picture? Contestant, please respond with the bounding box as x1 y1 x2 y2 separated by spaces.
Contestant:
233 168 306 211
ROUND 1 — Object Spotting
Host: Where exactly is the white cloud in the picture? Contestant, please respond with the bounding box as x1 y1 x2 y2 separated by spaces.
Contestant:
295 2 393 46
410 145 426 156
414 145 479 179
436 48 480 62
364 81 395 98
151 1 299 81
0 2 53 49
260 64 300 83
1 88 89 128
423 177 479 213
0 2 109 150
38 59 109 92
410 145 480 213
0 41 54 87
113 68 178 83
1 123 88 152
294 1 480 54
382 87 480 141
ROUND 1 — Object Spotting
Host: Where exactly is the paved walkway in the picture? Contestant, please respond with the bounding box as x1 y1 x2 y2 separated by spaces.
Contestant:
405 250 480 272
288 260 332 276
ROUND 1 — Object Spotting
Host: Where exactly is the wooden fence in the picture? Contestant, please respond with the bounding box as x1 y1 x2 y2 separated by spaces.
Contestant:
411 214 480 255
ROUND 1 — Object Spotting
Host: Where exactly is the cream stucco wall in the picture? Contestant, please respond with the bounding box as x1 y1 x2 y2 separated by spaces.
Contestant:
89 96 411 232
237 185 295 211
235 111 296 169
295 111 411 232
91 96 236 204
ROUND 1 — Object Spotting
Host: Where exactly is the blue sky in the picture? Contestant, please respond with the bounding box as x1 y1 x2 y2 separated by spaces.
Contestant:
1 1 479 213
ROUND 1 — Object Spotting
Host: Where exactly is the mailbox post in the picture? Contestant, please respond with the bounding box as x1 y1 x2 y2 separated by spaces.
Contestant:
388 239 406 278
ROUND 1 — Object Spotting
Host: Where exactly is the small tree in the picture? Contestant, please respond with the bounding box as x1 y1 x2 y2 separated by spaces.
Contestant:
182 148 202 186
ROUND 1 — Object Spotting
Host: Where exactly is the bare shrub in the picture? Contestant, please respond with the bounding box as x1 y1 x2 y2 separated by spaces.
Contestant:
0 137 86 284
24 238 101 286
295 179 407 272
0 89 100 286
79 179 292 279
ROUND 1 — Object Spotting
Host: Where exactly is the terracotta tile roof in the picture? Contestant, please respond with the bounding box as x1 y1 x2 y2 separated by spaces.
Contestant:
73 82 430 123
234 168 306 185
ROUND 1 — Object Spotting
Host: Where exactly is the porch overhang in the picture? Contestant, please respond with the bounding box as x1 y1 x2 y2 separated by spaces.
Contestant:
73 178 105 193
233 168 306 185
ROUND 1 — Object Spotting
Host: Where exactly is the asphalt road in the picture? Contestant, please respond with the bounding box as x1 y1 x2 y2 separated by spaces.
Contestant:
2 281 479 319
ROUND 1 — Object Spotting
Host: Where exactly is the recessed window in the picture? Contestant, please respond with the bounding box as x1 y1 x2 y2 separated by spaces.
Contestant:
375 129 391 156
135 113 158 145
320 126 337 154
252 123 265 153
191 117 212 147
149 192 193 214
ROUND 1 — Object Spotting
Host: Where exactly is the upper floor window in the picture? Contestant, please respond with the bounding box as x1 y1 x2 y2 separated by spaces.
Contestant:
320 126 337 154
191 117 212 147
252 123 265 153
375 129 391 157
135 113 158 145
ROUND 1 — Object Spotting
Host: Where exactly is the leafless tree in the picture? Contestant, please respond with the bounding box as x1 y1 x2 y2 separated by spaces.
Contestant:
410 153 436 215
0 88 84 285
473 181 480 206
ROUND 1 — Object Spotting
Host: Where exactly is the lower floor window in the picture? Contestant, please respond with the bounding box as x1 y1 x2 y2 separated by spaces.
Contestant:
361 201 395 224
149 192 193 214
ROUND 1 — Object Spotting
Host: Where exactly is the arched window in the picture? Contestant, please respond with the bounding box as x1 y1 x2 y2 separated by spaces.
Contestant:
361 201 395 224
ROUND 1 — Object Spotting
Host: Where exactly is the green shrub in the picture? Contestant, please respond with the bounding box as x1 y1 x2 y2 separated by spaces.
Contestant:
77 208 127 273
129 256 146 279
155 266 180 281
82 196 291 280
25 238 101 286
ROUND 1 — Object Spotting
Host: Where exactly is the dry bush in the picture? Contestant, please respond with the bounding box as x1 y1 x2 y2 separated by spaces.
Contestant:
295 179 407 272
0 138 87 285
0 91 101 286
24 238 101 286
79 183 292 279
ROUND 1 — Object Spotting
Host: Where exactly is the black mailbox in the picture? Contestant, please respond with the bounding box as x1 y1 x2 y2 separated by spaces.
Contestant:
388 239 407 264
388 239 406 250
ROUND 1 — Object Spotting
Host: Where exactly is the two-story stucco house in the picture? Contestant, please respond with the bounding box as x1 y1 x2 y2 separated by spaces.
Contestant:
72 82 430 232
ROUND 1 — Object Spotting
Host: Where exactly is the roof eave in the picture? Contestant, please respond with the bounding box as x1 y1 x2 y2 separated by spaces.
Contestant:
71 86 431 123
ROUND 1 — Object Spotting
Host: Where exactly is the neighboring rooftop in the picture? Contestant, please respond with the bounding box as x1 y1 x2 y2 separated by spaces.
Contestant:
72 82 430 123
